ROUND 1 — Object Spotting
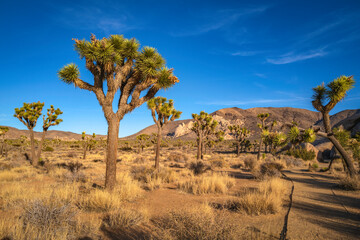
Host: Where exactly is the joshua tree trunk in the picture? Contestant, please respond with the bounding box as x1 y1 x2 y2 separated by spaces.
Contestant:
155 127 162 169
322 112 356 177
83 144 87 160
197 136 202 160
105 117 120 190
201 140 204 159
237 141 240 156
257 137 263 160
29 129 37 166
36 130 46 161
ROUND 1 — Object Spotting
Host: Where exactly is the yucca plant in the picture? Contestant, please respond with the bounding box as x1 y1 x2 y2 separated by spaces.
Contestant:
14 103 63 165
228 125 250 156
312 76 356 176
136 134 150 152
147 97 181 169
191 111 218 160
82 132 96 160
58 34 179 189
257 113 269 160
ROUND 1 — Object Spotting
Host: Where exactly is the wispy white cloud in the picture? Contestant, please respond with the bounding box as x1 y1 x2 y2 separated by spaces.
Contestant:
254 73 267 78
266 48 327 64
232 50 263 56
55 6 136 34
172 7 267 37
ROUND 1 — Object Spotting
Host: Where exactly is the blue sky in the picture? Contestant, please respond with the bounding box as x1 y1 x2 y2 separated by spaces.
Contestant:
1 0 360 137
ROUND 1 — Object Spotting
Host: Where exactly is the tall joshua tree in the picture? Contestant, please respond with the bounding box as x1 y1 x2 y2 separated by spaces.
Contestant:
312 76 356 176
58 34 178 189
257 113 269 160
147 97 181 169
136 134 150 152
228 125 250 156
191 111 218 160
14 102 63 165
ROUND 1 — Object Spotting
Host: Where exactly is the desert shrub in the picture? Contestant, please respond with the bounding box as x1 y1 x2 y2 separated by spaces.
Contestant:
308 162 319 172
66 152 77 158
67 161 83 173
20 199 77 239
187 160 211 175
224 178 286 215
103 208 148 229
257 161 285 179
178 172 235 195
70 145 80 148
230 163 243 169
0 162 12 171
209 157 226 168
133 157 146 164
63 171 87 183
243 155 258 170
154 204 239 240
168 152 189 163
131 165 177 190
43 146 54 152
281 156 303 167
119 146 133 152
287 148 315 161
338 176 360 191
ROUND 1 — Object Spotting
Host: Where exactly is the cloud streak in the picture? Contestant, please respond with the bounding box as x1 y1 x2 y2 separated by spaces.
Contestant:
172 7 267 37
266 48 327 64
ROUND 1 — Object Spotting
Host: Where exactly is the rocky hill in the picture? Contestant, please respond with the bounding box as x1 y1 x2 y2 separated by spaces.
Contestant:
3 107 359 141
125 107 359 141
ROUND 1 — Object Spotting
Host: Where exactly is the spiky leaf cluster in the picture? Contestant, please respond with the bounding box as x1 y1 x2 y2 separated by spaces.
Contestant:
191 111 218 136
287 126 316 145
0 126 9 136
43 105 63 131
312 76 355 112
147 97 182 128
58 34 179 116
14 102 44 129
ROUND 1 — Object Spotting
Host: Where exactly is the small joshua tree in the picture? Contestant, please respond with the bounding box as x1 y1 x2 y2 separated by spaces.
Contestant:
0 126 9 156
82 132 97 159
147 97 181 169
257 113 269 160
191 111 218 160
312 76 356 176
58 34 178 190
228 125 250 156
14 103 62 165
136 134 150 152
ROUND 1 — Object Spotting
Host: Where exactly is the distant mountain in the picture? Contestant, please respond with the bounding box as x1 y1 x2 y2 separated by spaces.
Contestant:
3 107 359 141
3 127 106 140
125 107 360 140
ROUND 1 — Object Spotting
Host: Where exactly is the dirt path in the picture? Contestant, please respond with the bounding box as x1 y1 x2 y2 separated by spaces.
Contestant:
284 168 360 240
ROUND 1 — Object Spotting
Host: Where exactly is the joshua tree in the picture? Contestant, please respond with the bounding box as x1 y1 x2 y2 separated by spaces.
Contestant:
82 132 96 159
136 134 150 152
147 97 181 169
257 113 269 160
191 111 218 160
0 126 9 156
204 130 224 154
312 76 356 176
228 125 250 156
287 125 316 148
14 102 63 165
58 34 178 190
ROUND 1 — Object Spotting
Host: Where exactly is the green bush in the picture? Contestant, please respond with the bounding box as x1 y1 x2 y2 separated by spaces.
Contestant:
286 148 315 161
43 146 54 152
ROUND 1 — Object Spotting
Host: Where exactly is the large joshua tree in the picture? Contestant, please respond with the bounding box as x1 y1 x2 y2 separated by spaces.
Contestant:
257 113 269 160
312 76 356 176
147 97 181 169
58 34 178 189
191 111 218 160
14 102 63 165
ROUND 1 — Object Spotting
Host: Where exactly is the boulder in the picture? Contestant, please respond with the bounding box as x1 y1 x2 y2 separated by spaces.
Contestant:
300 142 322 161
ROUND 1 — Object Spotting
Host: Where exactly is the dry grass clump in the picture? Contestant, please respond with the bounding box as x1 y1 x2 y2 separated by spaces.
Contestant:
338 176 360 191
243 155 258 171
78 173 142 211
224 178 286 215
177 172 235 195
280 155 303 167
131 165 177 190
209 156 227 168
187 160 211 175
257 161 285 179
154 204 239 240
103 208 148 229
168 152 189 163
0 166 36 182
0 198 78 240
